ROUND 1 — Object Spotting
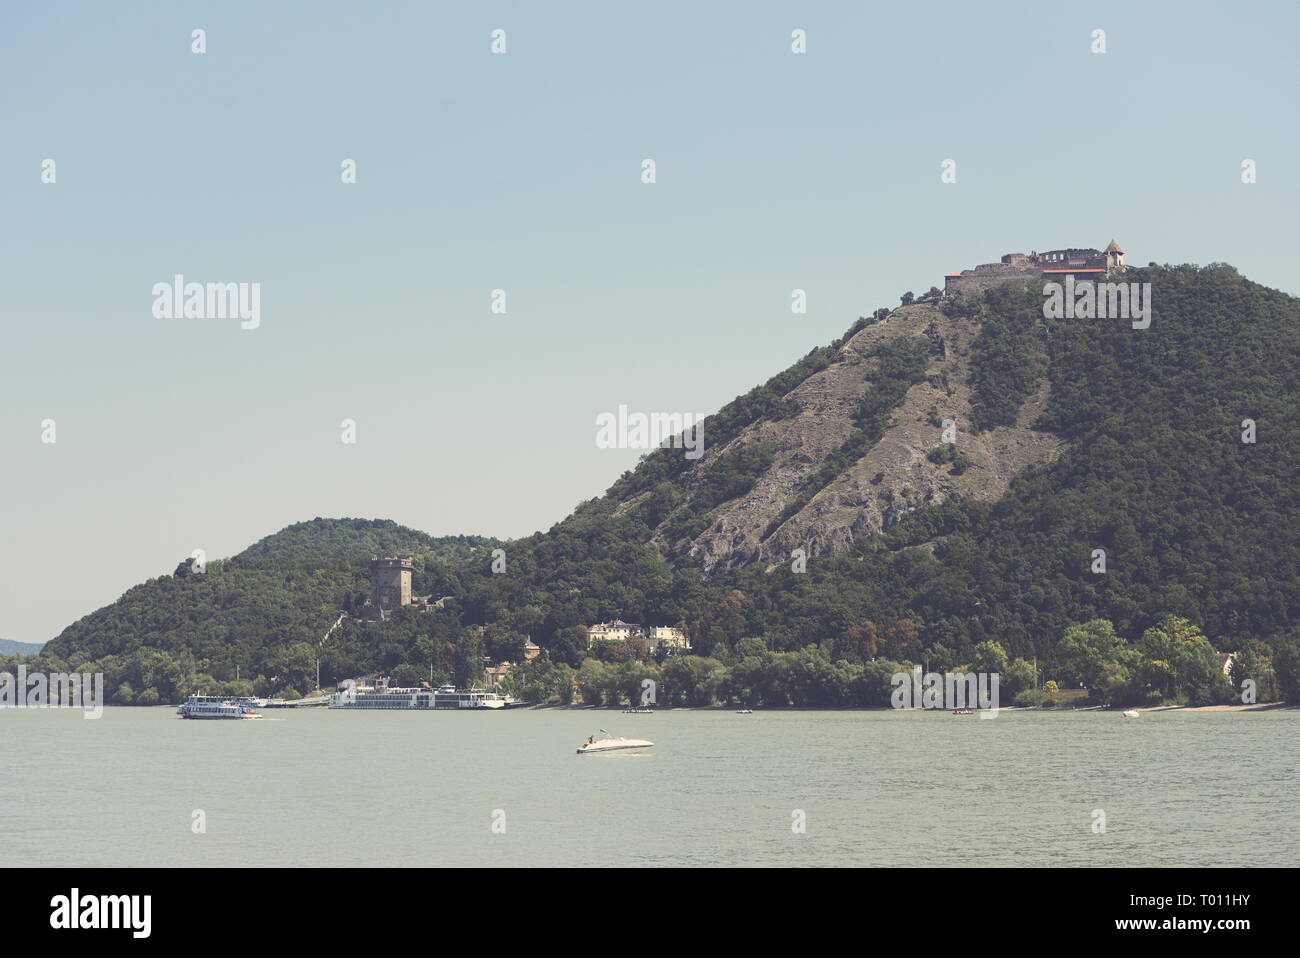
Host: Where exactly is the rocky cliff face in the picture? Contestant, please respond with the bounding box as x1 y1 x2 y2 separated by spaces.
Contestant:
614 302 1063 568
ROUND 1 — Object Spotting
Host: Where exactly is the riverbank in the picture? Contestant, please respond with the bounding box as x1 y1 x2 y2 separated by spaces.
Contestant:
518 702 1297 712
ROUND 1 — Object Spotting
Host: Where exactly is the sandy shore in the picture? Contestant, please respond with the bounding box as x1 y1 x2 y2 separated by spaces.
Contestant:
1133 702 1295 713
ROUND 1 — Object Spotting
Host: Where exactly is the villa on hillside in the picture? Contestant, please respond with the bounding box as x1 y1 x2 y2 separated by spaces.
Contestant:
586 620 692 654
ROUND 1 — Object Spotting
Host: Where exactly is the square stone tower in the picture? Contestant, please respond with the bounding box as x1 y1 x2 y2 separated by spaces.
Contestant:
370 557 414 614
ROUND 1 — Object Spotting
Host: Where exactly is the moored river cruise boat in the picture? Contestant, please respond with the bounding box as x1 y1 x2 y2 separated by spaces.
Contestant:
328 682 511 710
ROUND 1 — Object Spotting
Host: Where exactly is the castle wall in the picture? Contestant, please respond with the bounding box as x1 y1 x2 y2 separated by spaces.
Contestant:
944 263 1041 297
945 245 1119 298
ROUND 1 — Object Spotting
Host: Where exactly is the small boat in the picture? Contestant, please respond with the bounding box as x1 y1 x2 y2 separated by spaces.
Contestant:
736 708 753 714
1122 709 1140 718
576 732 653 755
951 709 973 715
622 707 654 714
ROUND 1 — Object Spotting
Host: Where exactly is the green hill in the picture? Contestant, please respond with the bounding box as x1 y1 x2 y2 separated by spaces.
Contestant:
24 264 1300 707
29 519 499 704
447 264 1300 703
232 517 495 565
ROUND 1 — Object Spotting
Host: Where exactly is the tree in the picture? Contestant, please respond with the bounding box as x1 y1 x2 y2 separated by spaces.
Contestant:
971 640 1009 676
390 663 426 687
1138 615 1228 705
483 623 526 663
576 659 614 706
837 621 881 663
1232 639 1276 702
1272 633 1300 704
1057 619 1124 690
452 630 486 688
1003 658 1036 695
549 626 589 668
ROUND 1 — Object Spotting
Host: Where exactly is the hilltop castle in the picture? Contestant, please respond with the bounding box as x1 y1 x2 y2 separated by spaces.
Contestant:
944 240 1125 297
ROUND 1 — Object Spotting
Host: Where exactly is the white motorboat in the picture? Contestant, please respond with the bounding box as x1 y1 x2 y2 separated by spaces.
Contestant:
735 709 753 714
1122 709 1140 718
576 734 653 755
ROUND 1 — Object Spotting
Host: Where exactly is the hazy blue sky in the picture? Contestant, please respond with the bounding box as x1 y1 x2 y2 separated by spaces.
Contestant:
2 1 1298 642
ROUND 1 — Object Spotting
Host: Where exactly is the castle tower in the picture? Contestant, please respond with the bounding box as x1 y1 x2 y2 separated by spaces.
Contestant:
1104 239 1124 270
370 557 414 614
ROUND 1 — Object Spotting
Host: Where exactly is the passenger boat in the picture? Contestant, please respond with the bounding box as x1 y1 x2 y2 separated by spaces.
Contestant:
177 695 261 720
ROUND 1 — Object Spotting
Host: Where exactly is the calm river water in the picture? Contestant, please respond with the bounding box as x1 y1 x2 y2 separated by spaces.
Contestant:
3 706 1295 867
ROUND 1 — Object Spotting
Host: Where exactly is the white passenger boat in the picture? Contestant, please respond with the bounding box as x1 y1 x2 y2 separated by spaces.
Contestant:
177 695 261 720
576 734 653 755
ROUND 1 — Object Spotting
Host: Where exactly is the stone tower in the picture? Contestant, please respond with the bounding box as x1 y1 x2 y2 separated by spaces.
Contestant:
370 557 413 614
1104 239 1124 270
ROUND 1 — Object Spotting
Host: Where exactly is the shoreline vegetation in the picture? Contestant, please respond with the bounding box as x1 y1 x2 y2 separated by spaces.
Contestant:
6 610 1296 711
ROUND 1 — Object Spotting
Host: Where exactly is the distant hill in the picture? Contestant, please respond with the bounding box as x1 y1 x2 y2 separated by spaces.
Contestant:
35 519 500 703
0 638 44 655
233 517 497 565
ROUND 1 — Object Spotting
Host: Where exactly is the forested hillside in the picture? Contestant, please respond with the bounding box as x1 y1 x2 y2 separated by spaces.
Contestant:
15 264 1300 707
454 265 1300 704
23 520 499 704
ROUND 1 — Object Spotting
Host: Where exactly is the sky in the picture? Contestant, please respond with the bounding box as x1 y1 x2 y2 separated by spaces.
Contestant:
2 0 1298 643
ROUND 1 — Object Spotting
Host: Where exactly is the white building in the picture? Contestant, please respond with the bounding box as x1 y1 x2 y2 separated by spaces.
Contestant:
647 626 691 654
586 620 691 655
586 619 644 646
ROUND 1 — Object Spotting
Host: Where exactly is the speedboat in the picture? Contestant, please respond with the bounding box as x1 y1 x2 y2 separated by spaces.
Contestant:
736 708 753 714
576 736 653 755
1122 709 1140 718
